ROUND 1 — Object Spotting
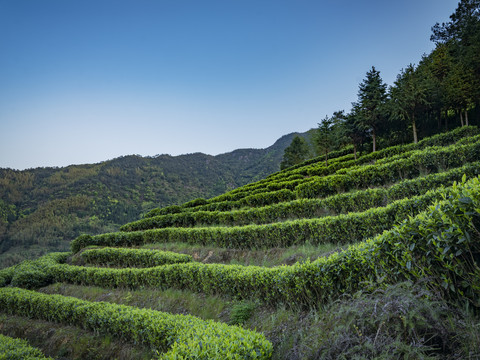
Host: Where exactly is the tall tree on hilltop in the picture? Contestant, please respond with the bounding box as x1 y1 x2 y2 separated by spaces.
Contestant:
280 136 310 170
431 0 480 118
390 64 429 143
314 115 336 166
420 44 452 130
444 58 476 126
354 66 388 152
431 0 480 47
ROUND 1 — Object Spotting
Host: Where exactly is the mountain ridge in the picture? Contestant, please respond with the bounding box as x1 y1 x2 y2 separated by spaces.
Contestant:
0 130 311 268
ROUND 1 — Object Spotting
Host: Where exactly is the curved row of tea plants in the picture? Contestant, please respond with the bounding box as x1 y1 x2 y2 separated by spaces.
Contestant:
0 287 272 360
74 183 458 252
8 175 479 309
122 162 480 230
266 146 355 177
297 137 480 198
147 189 298 218
0 252 69 290
0 333 53 360
77 247 193 268
193 127 479 205
271 125 478 181
146 129 480 217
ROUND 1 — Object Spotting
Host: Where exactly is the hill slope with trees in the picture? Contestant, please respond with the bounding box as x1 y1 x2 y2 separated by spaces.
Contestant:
0 131 313 268
1 125 479 359
0 2 479 358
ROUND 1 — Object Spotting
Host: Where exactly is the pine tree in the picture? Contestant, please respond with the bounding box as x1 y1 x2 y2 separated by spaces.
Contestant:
314 116 335 166
280 136 310 170
354 66 387 152
390 64 429 143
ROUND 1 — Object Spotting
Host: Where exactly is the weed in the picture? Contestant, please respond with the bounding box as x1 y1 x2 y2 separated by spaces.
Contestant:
229 300 257 325
309 281 472 359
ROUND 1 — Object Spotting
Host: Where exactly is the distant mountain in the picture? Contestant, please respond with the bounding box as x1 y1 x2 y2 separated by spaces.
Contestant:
0 130 312 267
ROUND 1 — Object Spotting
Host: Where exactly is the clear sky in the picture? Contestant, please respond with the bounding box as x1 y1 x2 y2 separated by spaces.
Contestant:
0 0 458 170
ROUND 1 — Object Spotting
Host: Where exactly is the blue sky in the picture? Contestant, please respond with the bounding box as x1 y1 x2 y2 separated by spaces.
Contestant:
0 0 458 169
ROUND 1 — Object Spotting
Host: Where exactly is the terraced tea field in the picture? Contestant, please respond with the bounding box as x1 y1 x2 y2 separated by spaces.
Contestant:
1 126 480 359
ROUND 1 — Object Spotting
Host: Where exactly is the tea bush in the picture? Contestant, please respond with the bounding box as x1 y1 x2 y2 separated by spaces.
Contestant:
0 287 273 360
122 162 480 231
0 333 53 360
80 247 193 268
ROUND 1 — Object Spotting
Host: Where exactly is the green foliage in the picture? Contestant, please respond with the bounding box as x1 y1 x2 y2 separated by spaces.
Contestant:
0 138 300 268
0 333 53 360
80 162 480 251
8 253 68 289
121 162 480 230
42 176 479 309
353 66 388 152
183 198 208 208
296 136 480 198
1 5 480 358
79 247 193 268
390 63 429 144
10 261 52 290
314 282 466 359
144 126 478 218
280 136 310 170
275 125 478 180
73 188 444 251
0 287 273 360
313 116 337 166
229 301 257 325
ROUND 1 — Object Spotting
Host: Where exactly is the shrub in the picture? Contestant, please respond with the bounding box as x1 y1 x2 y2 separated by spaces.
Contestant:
76 189 446 251
296 139 480 198
312 282 466 359
183 198 208 208
0 287 273 360
60 176 480 309
3 253 68 289
229 300 257 325
121 162 480 231
0 333 53 360
143 127 479 218
80 247 193 268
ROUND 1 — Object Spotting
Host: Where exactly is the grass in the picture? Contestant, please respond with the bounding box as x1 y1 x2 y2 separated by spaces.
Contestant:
37 280 480 360
40 283 231 322
0 314 153 360
141 241 347 267
2 130 480 358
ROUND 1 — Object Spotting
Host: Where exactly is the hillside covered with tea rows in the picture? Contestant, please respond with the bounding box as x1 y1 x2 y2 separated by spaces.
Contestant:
0 131 314 269
1 126 479 359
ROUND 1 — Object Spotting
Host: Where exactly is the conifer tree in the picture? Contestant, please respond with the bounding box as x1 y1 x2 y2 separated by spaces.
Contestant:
280 136 309 170
314 115 335 166
390 64 429 143
354 66 387 152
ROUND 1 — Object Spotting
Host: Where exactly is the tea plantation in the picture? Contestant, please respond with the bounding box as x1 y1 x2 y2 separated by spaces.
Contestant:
1 126 479 359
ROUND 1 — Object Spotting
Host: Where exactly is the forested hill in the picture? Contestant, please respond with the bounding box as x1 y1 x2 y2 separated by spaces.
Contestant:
0 131 310 268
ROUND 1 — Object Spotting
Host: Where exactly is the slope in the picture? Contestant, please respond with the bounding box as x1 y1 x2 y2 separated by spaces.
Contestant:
0 126 479 359
0 131 310 268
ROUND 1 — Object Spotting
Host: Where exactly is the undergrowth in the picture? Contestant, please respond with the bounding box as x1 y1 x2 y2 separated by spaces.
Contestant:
37 281 480 360
142 241 345 267
307 281 478 360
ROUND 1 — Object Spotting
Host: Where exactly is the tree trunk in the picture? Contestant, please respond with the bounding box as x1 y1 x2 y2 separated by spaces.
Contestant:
353 143 357 160
325 149 328 167
465 110 469 126
460 110 464 126
372 128 376 152
437 110 442 129
412 115 418 144
444 110 448 130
